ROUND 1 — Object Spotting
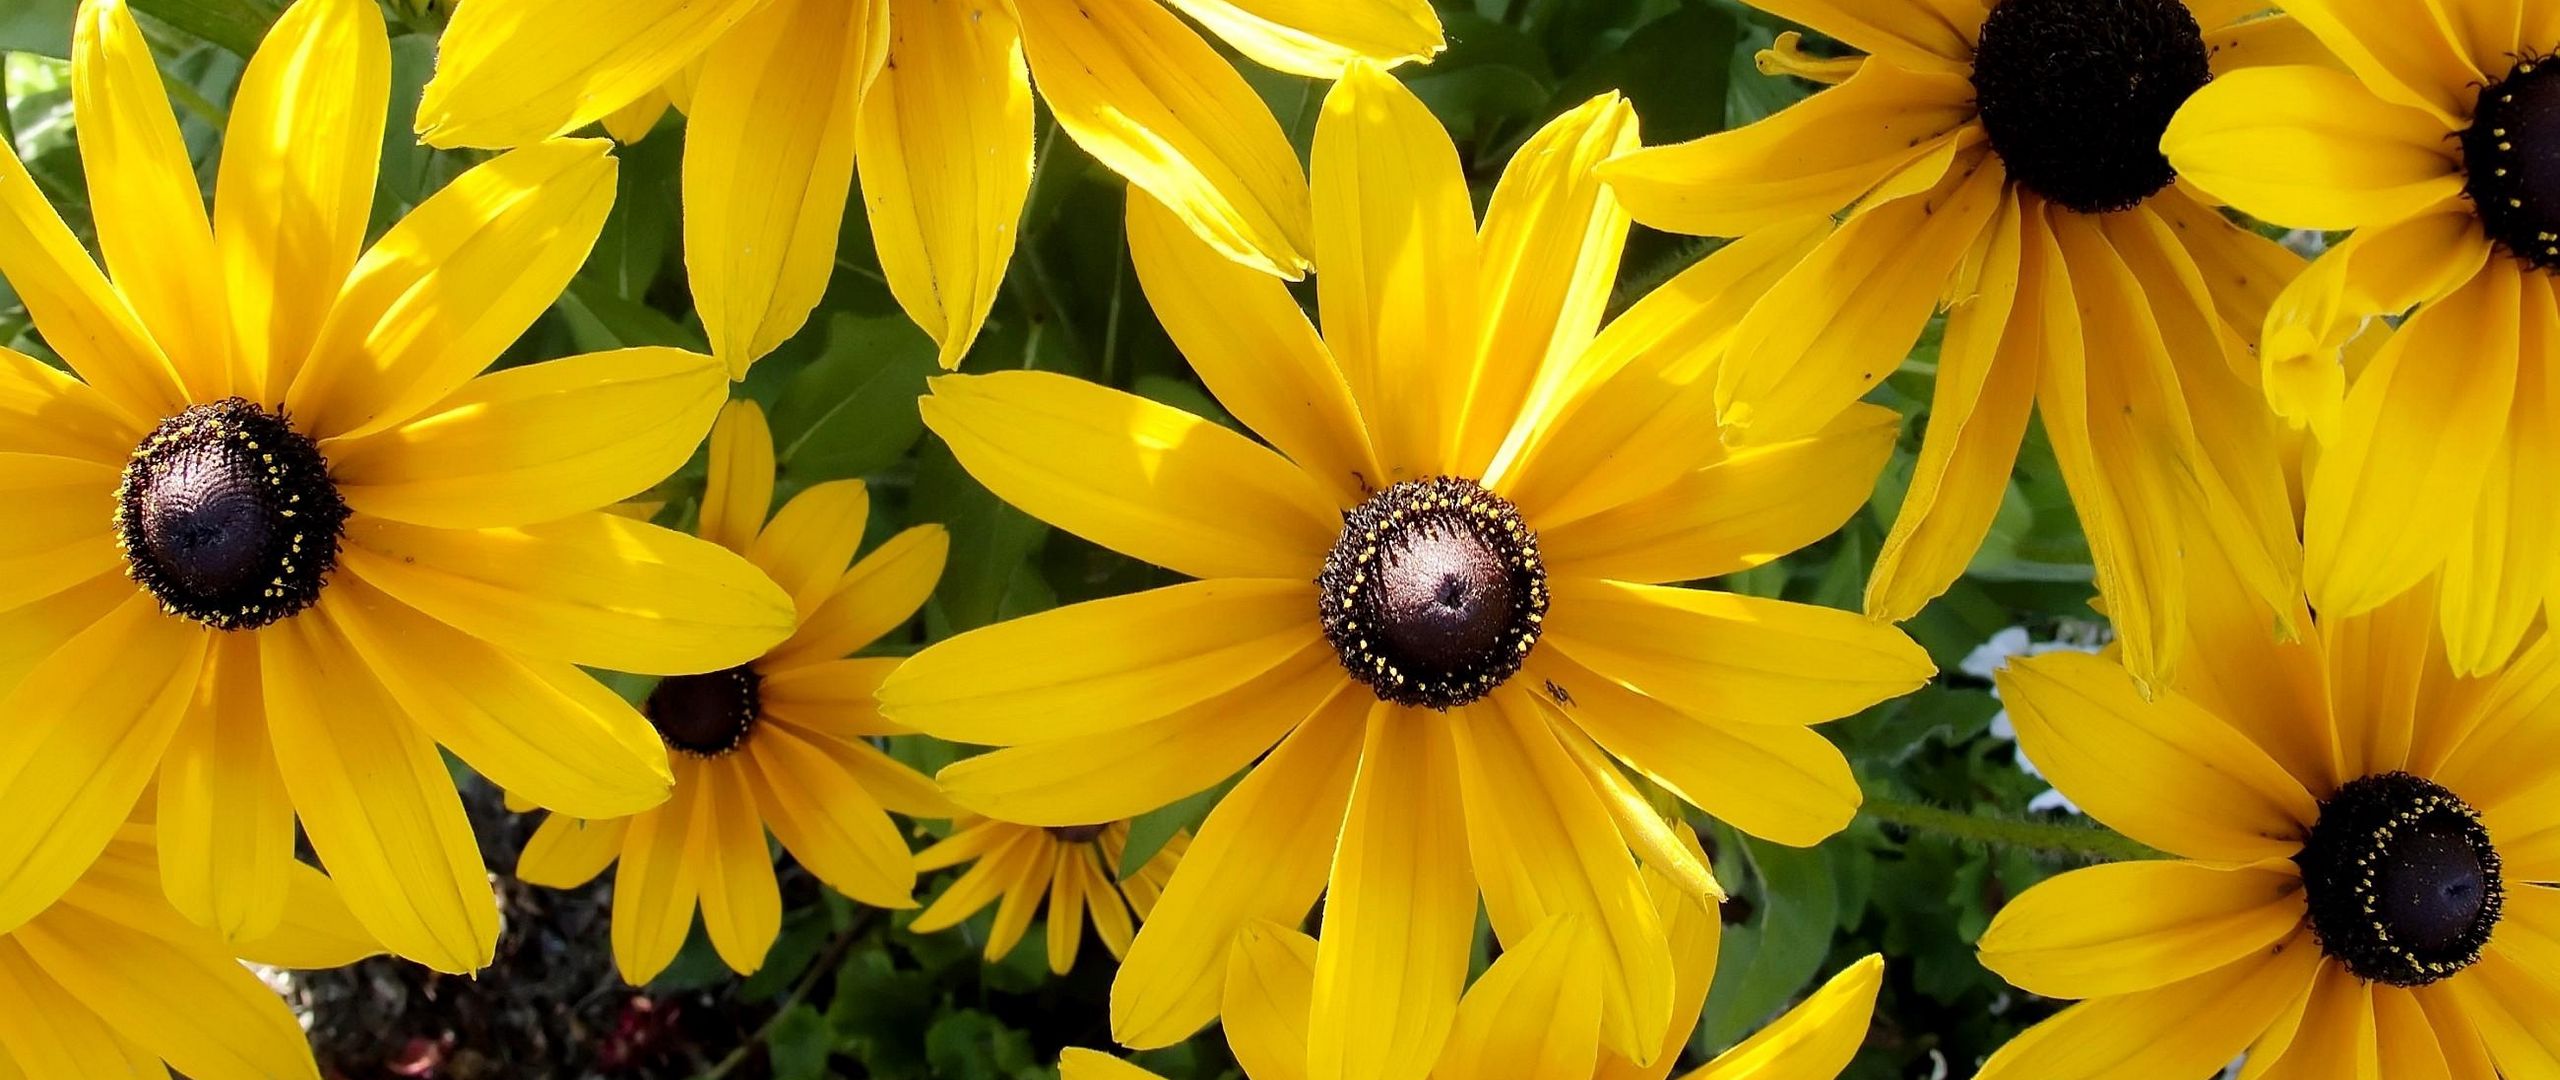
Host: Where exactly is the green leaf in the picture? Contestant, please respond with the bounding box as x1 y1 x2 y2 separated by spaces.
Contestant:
555 275 703 353
1550 3 1738 144
1120 773 1237 877
770 313 939 483
128 0 282 59
913 439 1050 635
0 0 78 58
1700 832 1840 1050
766 1004 835 1080
923 1009 1040 1080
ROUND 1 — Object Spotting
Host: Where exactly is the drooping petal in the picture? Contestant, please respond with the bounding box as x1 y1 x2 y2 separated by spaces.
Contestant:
0 937 166 1076
155 634 295 944
1974 931 2325 1080
2438 275 2560 673
516 813 631 890
15 898 319 1080
2254 209 2488 432
611 758 707 983
1221 921 1316 1080
1434 918 1606 1080
1159 0 1441 78
2162 65 2465 232
1977 861 2309 1000
1542 578 1935 728
696 756 783 974
745 725 918 909
859 0 1030 370
1684 955 1885 1080
416 0 761 147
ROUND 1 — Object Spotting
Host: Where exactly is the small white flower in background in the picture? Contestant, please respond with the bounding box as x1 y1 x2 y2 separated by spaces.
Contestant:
1964 621 2112 815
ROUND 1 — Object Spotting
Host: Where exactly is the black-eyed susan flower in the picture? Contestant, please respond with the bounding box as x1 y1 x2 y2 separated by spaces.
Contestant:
1974 550 2560 1078
1599 0 2320 686
414 0 1445 374
1060 834 1885 1080
908 819 1186 975
0 823 377 1079
879 67 1933 1080
2161 3 2560 675
515 401 953 984
0 0 796 974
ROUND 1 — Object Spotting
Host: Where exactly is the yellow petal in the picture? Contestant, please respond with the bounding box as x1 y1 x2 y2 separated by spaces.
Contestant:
1308 709 1474 1080
1547 404 1899 586
288 140 620 441
2370 986 2457 1080
2307 264 2518 617
1601 61 1976 239
1977 861 2308 1000
1542 578 1936 728
2323 580 2443 781
330 346 728 529
1997 652 2317 864
758 714 954 818
1594 830 1722 1080
744 725 919 909
321 578 673 819
0 138 186 422
0 347 142 464
878 579 1320 744
260 616 496 974
909 825 1035 932
765 524 949 668
601 85 672 143
2436 636 2560 829
1741 0 1983 73
1046 844 1093 974
922 371 1340 579
1975 931 2323 1080
0 455 122 613
1312 61 1480 477
612 759 707 983
2162 65 2464 233
2439 276 2560 673
747 480 872 616
0 573 133 696
2442 944 2560 1075
1126 190 1379 504
1017 0 1314 278
214 0 388 402
2260 209 2488 432
14 898 319 1080
689 0 884 375
699 400 775 555
1684 954 1885 1080
1113 693 1364 1048
1435 918 1606 1080
2271 0 2483 125
1222 921 1315 1080
342 510 797 677
1160 0 1441 78
0 937 167 1076
417 0 761 147
935 643 1339 825
2205 12 2344 75
516 813 631 890
1551 728 1723 908
696 756 782 974
0 594 205 935
858 0 1030 370
70 0 229 399
2168 540 2339 798
982 838 1051 962
155 634 295 944
231 862 389 970
1062 1047 1171 1080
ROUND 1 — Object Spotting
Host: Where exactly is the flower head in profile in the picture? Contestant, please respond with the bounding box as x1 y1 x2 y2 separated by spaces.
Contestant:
416 0 1444 373
0 824 378 1079
515 401 952 984
0 0 796 973
1975 551 2560 1078
880 66 1932 1080
2161 1 2560 674
908 818 1187 975
1599 0 2322 685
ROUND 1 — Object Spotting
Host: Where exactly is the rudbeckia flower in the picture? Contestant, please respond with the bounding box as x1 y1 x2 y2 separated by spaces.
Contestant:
1974 551 2560 1078
1599 0 2320 685
2161 3 2560 674
879 68 1933 1080
515 401 953 984
0 823 377 1079
0 0 796 974
415 0 1446 373
1061 837 1885 1080
908 819 1187 975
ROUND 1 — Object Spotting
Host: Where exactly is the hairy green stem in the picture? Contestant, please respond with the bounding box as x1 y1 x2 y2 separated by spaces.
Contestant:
1860 795 2164 862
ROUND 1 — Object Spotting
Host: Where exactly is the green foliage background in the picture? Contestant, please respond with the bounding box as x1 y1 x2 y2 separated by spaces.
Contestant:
0 1 2142 1076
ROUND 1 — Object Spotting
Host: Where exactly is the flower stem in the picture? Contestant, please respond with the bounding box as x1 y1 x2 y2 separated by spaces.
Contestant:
1859 795 2164 862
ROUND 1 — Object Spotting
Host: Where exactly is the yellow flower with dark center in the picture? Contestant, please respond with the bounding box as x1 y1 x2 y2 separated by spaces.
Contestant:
0 0 797 974
0 823 378 1079
514 401 953 984
415 0 1445 374
1973 550 2560 1078
1063 833 1884 1080
908 819 1187 975
878 67 1935 1080
1598 0 2323 686
2161 2 2560 676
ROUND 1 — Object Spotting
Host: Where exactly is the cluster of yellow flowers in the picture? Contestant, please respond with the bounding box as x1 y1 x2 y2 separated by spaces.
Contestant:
0 0 2553 1076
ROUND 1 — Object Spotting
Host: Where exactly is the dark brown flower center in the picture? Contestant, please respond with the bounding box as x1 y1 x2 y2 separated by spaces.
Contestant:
2465 55 2560 270
1970 0 2211 214
2296 772 2504 987
645 667 761 757
1045 824 1110 844
115 398 348 631
1317 478 1547 711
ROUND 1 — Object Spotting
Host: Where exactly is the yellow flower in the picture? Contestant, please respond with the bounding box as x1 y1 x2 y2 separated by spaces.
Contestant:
0 0 797 974
415 0 1446 374
1062 837 1885 1080
2161 2 2560 676
1600 0 2320 685
879 67 1933 1080
514 400 954 984
908 819 1186 975
1974 550 2560 1078
0 823 378 1079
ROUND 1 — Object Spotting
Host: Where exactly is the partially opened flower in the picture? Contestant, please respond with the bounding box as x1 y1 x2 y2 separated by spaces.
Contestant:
908 819 1187 975
1600 0 2318 685
1975 552 2560 1077
416 0 1445 373
880 69 1931 1080
2161 1 2560 674
0 0 795 973
0 823 378 1079
515 401 953 984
